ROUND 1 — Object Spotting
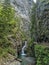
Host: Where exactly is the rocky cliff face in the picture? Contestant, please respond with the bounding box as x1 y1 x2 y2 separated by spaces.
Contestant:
32 0 49 42
0 0 33 39
11 0 33 19
10 0 33 39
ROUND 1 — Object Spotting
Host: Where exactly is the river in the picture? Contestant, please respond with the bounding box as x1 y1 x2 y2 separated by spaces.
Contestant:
20 41 35 65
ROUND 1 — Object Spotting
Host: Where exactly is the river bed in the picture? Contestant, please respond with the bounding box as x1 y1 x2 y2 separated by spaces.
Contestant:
21 55 35 65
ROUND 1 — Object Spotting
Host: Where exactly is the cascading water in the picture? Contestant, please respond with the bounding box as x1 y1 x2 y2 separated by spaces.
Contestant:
21 41 27 56
21 41 27 65
21 41 35 65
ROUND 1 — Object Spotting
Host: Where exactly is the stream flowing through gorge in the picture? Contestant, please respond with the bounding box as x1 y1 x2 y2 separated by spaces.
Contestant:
21 41 27 56
20 41 35 65
21 41 27 65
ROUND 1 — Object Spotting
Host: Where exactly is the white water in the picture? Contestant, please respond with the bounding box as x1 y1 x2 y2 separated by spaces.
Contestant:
21 41 27 56
21 41 35 65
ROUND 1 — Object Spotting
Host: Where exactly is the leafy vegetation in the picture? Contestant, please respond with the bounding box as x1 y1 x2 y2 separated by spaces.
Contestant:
29 0 49 65
30 3 37 42
0 0 27 58
0 0 25 58
0 0 17 58
0 1 49 65
31 0 49 42
35 45 49 65
0 1 14 46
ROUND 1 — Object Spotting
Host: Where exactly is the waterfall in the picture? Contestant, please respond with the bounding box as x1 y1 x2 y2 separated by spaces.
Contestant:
21 41 27 56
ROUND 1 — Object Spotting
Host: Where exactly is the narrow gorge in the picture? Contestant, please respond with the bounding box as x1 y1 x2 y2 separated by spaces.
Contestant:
0 0 49 65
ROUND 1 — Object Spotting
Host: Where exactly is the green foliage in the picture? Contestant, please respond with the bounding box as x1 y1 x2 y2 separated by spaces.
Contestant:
0 0 15 47
0 0 27 58
27 39 35 57
13 17 27 42
0 0 17 57
35 45 49 65
30 1 49 65
31 0 49 42
0 47 16 58
30 3 38 42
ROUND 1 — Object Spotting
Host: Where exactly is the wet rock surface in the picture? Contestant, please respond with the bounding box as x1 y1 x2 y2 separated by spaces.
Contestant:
0 54 21 65
7 60 21 65
21 56 35 65
0 59 21 65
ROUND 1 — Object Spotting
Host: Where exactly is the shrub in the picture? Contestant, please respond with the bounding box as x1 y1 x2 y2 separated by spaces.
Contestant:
35 45 49 65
